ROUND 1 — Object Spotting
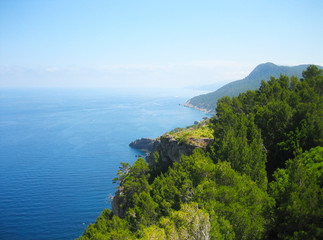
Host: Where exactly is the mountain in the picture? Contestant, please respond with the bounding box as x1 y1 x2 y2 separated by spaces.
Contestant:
184 62 322 113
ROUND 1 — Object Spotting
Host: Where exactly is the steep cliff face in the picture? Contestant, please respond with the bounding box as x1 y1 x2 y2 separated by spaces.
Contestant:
146 135 213 165
111 188 127 218
129 138 155 152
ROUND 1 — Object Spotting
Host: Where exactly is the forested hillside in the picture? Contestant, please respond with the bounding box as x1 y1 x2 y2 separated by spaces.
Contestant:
185 63 323 113
78 66 323 240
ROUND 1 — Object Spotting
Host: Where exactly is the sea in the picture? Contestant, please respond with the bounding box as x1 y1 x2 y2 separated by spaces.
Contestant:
0 88 208 240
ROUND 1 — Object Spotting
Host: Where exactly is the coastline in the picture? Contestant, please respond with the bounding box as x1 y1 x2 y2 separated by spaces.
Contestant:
182 101 215 114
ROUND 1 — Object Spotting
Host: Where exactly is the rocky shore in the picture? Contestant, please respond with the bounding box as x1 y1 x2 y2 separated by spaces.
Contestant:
146 135 212 165
129 138 155 152
183 101 215 113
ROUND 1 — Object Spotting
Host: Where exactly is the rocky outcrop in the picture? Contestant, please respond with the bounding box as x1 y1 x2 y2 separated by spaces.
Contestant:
111 188 127 218
183 101 214 113
146 135 213 165
129 138 155 152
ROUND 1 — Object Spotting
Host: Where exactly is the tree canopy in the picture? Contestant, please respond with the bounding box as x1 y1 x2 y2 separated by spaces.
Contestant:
78 65 323 240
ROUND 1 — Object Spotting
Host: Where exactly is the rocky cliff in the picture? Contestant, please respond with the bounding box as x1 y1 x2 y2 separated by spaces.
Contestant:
129 138 155 152
111 188 127 218
146 135 213 165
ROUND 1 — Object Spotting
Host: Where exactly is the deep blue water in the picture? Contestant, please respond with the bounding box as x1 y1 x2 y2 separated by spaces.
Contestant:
0 88 207 240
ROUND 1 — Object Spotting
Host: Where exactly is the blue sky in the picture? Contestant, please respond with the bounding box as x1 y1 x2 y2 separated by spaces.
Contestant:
0 0 322 88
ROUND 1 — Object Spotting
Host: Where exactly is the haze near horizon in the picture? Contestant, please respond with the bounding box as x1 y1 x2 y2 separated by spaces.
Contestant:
1 0 322 88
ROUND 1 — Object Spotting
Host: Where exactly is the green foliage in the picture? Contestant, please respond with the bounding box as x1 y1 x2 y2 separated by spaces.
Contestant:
123 158 150 197
167 119 213 147
269 147 323 239
151 160 193 215
187 63 322 113
79 65 323 239
112 162 130 185
149 151 170 183
138 225 166 240
211 99 267 189
159 202 210 240
77 209 133 240
195 161 274 240
254 71 323 177
211 66 323 180
115 158 151 218
127 191 159 231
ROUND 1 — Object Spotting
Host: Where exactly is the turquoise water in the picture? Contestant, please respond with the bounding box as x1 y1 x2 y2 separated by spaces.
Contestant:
0 88 207 240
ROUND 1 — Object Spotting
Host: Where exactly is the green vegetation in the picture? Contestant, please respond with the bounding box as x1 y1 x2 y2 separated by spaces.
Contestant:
186 62 323 113
78 65 323 239
270 147 323 239
166 120 213 147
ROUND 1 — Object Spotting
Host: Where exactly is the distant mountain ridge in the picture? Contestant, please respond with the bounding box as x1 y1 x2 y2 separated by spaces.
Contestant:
184 62 323 113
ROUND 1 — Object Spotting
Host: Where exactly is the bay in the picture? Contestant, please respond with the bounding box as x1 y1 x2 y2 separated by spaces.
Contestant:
0 88 207 240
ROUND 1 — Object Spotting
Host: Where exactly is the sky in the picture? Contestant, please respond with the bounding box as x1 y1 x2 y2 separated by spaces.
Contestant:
0 0 322 88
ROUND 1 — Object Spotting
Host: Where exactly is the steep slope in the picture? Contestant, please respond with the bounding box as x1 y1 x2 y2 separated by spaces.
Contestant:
184 63 320 113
